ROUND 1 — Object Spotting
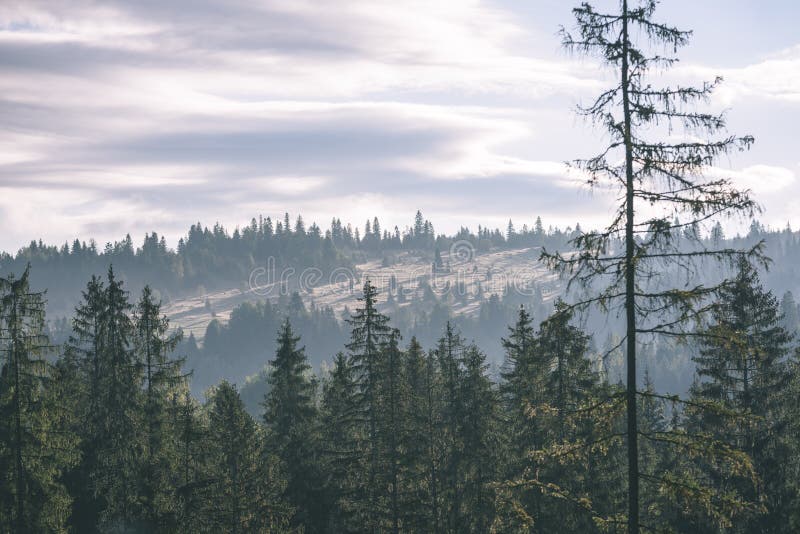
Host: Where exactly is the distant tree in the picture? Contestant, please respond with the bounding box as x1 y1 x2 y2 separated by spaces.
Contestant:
414 211 425 240
434 248 444 272
780 291 799 334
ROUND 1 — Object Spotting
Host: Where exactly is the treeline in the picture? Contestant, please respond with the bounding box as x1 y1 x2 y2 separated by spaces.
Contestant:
5 207 800 325
0 211 575 318
2 262 799 532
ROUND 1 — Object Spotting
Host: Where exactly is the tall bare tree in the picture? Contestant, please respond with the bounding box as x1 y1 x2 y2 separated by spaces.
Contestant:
545 1 763 531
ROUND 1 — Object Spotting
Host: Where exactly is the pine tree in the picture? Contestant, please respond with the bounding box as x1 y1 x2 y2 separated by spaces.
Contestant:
61 275 107 532
497 304 609 532
320 353 362 532
171 390 206 532
497 306 542 528
134 285 185 530
201 381 290 533
262 319 324 531
538 301 596 435
501 306 540 458
379 330 406 534
95 266 144 529
435 322 465 533
0 266 75 532
688 259 796 532
346 279 392 531
400 337 441 531
457 344 498 532
61 267 146 530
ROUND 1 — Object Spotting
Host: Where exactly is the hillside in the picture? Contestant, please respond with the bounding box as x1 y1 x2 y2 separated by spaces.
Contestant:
164 245 560 343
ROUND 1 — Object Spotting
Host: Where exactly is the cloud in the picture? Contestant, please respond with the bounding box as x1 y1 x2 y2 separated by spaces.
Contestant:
706 164 797 195
678 44 800 105
0 0 797 252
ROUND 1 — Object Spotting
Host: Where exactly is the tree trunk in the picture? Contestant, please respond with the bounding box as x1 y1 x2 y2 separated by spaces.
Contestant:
621 1 640 532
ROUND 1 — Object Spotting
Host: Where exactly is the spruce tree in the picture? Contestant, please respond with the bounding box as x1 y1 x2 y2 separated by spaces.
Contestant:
95 266 143 529
400 337 441 532
262 319 323 531
435 322 466 533
61 275 107 532
346 279 392 531
497 304 609 532
202 381 290 533
320 353 362 532
500 306 538 441
62 267 145 531
380 330 406 534
134 285 185 530
689 259 796 532
498 306 543 522
170 390 206 532
0 266 75 532
538 301 596 435
457 344 498 532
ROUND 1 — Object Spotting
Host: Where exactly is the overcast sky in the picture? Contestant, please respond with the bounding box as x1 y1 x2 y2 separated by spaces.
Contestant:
1 0 798 252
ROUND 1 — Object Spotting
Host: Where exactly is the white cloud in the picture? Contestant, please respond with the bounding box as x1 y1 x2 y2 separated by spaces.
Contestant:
708 164 796 195
679 44 800 104
0 1 797 251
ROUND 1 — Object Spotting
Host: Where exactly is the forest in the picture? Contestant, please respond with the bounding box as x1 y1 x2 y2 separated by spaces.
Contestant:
3 1 800 533
1 261 799 532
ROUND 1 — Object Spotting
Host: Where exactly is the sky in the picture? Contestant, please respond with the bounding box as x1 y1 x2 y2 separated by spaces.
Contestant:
1 0 799 253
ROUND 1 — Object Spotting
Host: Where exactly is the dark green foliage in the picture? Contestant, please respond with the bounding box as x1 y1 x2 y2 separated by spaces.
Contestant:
687 259 798 532
263 319 324 531
0 266 75 532
60 267 145 531
134 285 186 530
496 304 613 533
1 253 800 534
319 352 362 532
435 323 499 533
57 268 194 533
170 391 206 532
345 279 393 531
399 337 441 532
200 381 291 532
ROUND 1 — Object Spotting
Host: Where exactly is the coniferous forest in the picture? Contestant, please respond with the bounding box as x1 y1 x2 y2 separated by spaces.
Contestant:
3 256 800 533
3 1 800 533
